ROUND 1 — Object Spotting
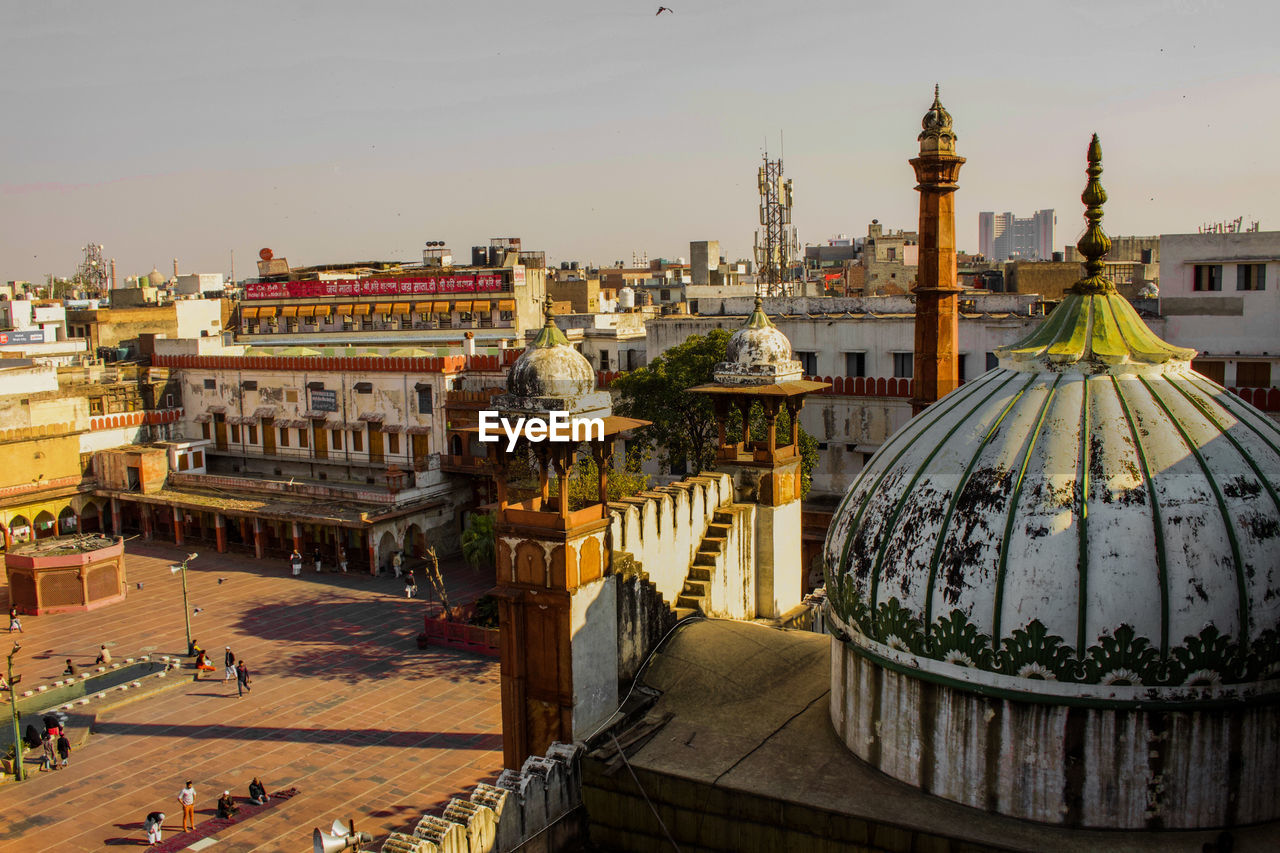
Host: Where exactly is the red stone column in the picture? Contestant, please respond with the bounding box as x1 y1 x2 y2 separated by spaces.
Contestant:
291 522 303 555
141 506 154 540
253 518 264 560
214 514 227 553
172 507 184 546
111 498 122 536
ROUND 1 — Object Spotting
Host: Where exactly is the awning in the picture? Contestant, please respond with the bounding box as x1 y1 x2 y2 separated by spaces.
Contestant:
253 407 277 418
392 303 411 315
373 303 393 314
454 301 473 313
241 306 260 319
312 304 332 316
280 306 299 318
335 304 354 315
276 419 309 429
406 426 432 435
257 306 278 318
193 414 212 424
497 300 516 312
471 300 490 313
297 305 316 318
353 304 372 316
338 421 365 431
358 412 384 422
301 410 330 419
432 301 450 314
413 302 432 313
380 424 405 434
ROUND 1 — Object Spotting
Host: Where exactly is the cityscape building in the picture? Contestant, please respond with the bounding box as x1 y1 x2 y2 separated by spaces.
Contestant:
979 208 1055 260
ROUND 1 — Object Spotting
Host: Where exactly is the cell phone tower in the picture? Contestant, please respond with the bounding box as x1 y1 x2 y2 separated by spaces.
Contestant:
753 152 798 297
77 243 110 295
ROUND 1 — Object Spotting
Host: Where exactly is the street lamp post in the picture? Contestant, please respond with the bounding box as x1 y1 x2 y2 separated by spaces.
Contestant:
169 553 199 654
7 642 23 782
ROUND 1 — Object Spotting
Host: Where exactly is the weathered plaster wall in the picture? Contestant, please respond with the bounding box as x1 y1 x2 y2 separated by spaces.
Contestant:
570 575 619 738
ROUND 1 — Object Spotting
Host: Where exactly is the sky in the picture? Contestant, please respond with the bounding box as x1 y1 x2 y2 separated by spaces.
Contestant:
2 1 1278 285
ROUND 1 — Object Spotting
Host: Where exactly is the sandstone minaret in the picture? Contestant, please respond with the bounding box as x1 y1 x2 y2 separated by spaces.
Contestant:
910 85 966 415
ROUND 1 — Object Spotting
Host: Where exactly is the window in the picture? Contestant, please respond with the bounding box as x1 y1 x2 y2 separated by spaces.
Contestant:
1236 361 1272 388
844 352 866 378
893 353 914 379
331 430 343 450
887 247 897 261
795 351 818 375
192 451 203 468
178 454 190 471
1237 264 1267 291
279 428 290 448
247 425 258 444
1193 264 1222 292
660 289 670 301
958 353 968 383
230 424 241 443
203 379 216 390
164 393 175 408
499 310 514 323
388 433 400 454
600 351 610 371
286 390 298 403
89 398 104 415
352 430 364 452
201 422 211 440
986 352 999 371
354 382 373 394
241 380 258 391
298 428 308 448
1192 359 1225 385
416 385 433 413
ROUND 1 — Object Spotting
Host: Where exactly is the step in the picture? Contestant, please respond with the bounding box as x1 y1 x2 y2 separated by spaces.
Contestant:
676 595 705 612
713 510 734 524
682 579 710 598
701 537 725 553
688 566 712 582
673 606 700 621
707 522 732 537
694 552 718 567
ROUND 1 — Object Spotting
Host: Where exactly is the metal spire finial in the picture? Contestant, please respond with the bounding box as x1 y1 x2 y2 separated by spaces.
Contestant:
1070 134 1115 295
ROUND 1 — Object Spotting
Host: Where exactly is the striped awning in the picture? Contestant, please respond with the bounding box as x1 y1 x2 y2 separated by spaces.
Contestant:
432 301 450 314
312 304 332 316
413 302 432 313
373 303 393 314
497 300 516 312
392 303 411 315
257 306 278 318
353 304 372 315
241 306 260 319
297 305 316 318
454 301 473 313
279 306 299 318
335 304 354 315
470 300 490 313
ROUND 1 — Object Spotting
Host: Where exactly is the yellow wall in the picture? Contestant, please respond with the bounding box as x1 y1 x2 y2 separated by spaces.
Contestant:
0 434 82 490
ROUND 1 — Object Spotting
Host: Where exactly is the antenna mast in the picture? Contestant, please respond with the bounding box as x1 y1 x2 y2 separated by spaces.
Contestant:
753 150 796 297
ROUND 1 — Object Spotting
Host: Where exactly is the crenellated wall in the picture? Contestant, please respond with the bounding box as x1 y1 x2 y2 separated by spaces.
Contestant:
606 472 732 607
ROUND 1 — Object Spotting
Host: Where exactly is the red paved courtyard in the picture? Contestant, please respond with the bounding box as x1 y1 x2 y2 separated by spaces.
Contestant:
0 540 501 852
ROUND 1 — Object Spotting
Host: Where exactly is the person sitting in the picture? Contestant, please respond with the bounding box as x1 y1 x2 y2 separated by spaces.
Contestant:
216 790 239 820
62 659 76 677
23 724 41 750
194 651 216 680
188 639 204 658
247 777 268 805
95 645 112 665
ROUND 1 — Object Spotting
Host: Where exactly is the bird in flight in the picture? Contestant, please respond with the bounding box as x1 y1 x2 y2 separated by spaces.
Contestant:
656 6 673 14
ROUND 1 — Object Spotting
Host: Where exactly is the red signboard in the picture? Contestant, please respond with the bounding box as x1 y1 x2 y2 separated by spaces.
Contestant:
244 274 504 301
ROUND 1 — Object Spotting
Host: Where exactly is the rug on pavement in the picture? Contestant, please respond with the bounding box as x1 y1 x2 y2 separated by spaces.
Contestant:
149 787 301 852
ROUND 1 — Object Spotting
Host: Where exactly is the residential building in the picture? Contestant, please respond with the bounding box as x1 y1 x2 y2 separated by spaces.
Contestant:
858 220 918 294
978 208 1055 260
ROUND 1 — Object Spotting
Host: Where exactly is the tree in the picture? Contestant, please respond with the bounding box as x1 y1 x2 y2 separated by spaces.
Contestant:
612 329 730 476
550 453 651 511
612 328 818 497
460 513 495 571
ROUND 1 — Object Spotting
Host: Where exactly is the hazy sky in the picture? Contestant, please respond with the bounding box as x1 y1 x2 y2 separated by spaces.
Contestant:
3 1 1278 284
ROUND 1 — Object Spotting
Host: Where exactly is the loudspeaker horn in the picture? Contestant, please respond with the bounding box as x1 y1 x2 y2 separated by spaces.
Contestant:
331 819 349 838
313 827 372 853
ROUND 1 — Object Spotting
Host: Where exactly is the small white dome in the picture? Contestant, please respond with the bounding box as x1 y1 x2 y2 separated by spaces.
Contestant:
714 298 803 385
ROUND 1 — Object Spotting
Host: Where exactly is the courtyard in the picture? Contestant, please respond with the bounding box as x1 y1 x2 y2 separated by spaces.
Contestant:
0 540 500 852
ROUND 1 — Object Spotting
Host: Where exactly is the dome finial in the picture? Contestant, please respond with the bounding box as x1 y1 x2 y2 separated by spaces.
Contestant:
542 293 555 325
1070 134 1114 295
918 85 956 153
530 293 569 348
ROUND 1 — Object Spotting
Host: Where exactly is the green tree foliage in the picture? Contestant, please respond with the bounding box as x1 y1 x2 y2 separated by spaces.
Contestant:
460 512 496 571
550 453 651 511
612 328 817 497
612 329 730 476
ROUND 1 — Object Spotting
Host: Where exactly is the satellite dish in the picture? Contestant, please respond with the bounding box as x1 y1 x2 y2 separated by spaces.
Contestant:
259 248 274 261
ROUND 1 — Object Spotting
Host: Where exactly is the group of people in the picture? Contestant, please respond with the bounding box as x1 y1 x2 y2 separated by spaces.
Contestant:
289 546 349 576
59 645 112 678
144 778 269 845
22 714 70 772
189 641 251 696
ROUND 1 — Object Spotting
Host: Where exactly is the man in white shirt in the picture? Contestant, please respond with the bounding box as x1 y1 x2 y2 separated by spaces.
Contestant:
178 781 196 832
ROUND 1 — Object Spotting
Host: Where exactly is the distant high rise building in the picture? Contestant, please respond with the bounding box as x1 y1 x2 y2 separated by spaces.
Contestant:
978 209 1055 260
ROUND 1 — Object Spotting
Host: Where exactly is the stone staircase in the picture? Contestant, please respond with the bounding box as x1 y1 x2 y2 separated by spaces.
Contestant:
674 510 734 618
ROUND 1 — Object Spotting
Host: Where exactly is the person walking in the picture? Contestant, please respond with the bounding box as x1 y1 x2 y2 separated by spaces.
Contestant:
39 731 56 772
144 812 165 846
95 645 112 665
8 606 22 634
290 549 302 577
391 551 404 579
235 660 251 697
223 646 236 684
338 547 349 574
178 781 197 832
404 569 417 599
56 732 71 767
312 547 323 573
